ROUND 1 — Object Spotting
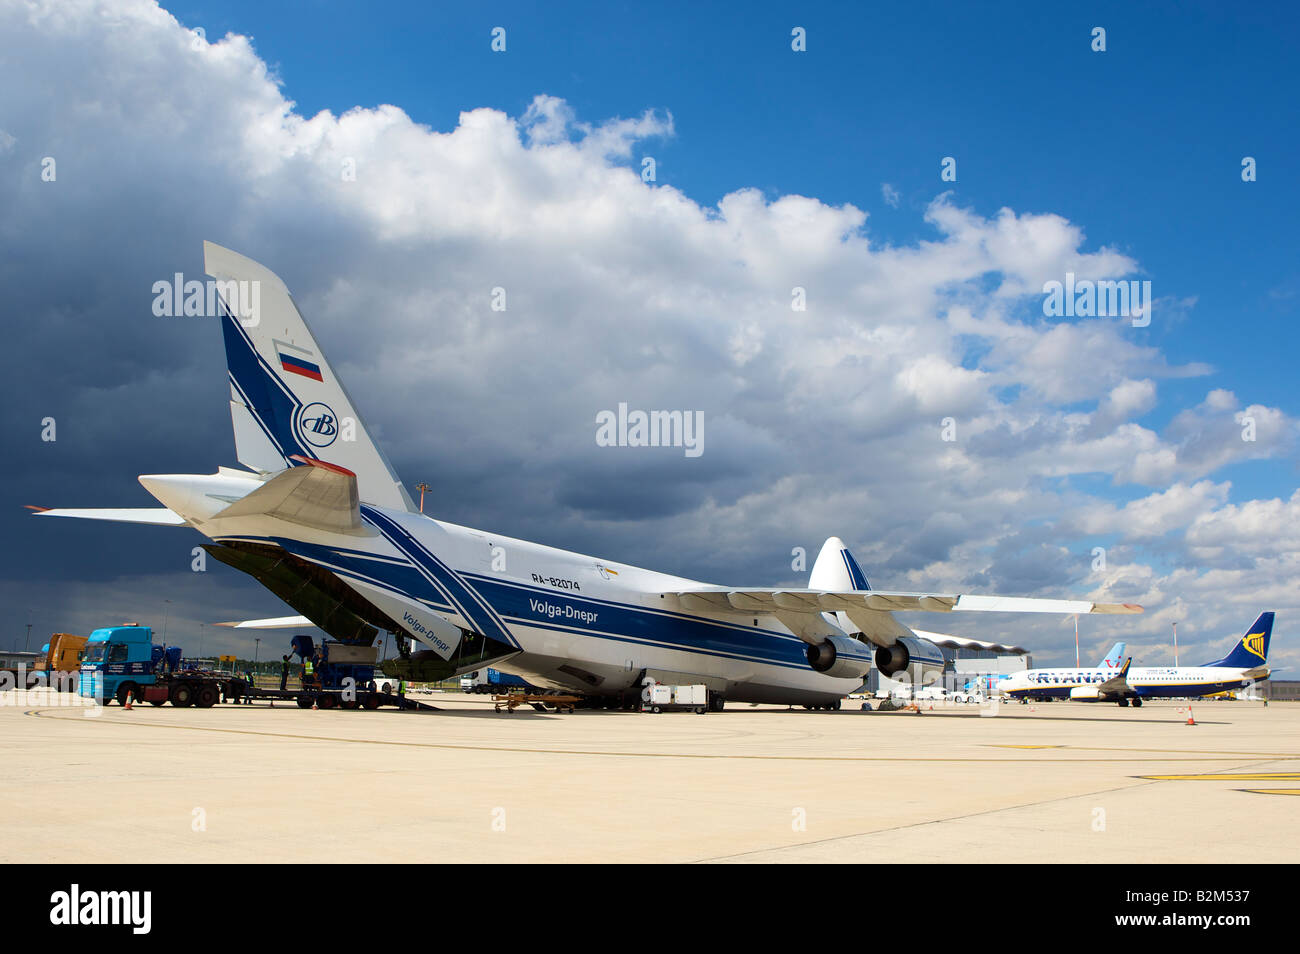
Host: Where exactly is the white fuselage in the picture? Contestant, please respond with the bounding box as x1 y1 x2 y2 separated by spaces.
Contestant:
999 664 1261 700
147 470 862 704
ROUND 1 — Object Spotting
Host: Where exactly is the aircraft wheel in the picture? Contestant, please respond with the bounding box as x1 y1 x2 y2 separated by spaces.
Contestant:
1118 698 1129 708
829 699 842 711
1132 697 1143 708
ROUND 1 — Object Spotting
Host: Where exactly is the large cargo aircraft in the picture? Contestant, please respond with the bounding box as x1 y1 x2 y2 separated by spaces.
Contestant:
32 243 1141 709
998 613 1274 706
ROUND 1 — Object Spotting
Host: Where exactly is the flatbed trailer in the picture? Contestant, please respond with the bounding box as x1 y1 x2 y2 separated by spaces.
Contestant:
493 692 583 713
244 685 437 710
132 670 248 708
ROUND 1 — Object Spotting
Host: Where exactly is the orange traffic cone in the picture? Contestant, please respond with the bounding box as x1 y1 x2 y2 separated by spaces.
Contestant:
1186 707 1196 726
311 699 318 710
123 690 133 710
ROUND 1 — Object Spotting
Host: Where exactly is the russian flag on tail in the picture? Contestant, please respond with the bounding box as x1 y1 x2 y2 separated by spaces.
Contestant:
275 341 323 381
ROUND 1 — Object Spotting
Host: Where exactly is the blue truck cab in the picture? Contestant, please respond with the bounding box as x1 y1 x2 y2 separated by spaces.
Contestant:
79 625 179 704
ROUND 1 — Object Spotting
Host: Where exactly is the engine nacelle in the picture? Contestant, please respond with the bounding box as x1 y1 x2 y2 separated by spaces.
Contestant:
1069 685 1100 701
806 634 874 680
874 636 945 679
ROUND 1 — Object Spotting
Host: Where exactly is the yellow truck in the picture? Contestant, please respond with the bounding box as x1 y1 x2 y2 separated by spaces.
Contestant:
33 633 88 690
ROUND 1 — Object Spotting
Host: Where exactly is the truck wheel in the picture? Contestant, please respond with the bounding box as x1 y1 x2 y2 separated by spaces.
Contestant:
116 682 138 706
149 698 166 707
197 684 219 708
340 697 360 710
295 695 313 709
651 705 661 713
362 694 381 710
171 683 195 708
318 694 338 709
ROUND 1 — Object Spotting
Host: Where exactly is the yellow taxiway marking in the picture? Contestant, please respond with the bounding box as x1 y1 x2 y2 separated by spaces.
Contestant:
1241 788 1300 796
987 744 1300 759
1139 772 1300 781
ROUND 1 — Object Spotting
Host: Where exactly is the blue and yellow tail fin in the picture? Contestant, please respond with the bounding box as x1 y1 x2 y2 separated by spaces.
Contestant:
1205 612 1274 668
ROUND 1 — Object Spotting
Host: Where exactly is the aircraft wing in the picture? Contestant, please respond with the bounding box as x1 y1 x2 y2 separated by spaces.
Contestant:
27 506 189 526
910 629 1029 655
661 588 1141 616
211 455 370 536
660 588 1141 647
215 616 314 629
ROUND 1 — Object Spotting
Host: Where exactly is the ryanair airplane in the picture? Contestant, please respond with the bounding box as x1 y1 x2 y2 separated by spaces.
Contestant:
32 243 1142 710
999 613 1274 707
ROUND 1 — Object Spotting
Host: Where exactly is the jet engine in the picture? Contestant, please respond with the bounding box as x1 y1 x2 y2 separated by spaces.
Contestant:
806 634 874 680
874 636 945 680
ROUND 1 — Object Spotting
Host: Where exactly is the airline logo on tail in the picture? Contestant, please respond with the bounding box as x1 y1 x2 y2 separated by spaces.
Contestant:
298 402 339 448
1242 631 1267 662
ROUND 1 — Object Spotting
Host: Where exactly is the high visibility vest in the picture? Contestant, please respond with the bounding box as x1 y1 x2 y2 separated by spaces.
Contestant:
304 660 314 675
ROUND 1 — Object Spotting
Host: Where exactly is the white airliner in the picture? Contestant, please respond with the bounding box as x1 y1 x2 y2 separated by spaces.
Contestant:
31 243 1142 710
998 613 1274 707
965 640 1124 695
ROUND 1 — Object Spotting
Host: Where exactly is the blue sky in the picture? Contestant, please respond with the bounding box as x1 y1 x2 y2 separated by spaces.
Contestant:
170 0 1297 453
2 0 1297 666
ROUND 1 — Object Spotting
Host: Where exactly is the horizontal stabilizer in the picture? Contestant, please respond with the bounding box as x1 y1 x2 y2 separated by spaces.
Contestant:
212 456 369 536
28 507 189 526
215 615 314 629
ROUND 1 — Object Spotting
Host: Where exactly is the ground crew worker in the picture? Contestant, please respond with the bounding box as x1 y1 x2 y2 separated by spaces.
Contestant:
303 656 314 689
398 679 406 698
280 654 290 691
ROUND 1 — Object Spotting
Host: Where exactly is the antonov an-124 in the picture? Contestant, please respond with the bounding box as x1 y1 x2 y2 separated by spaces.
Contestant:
32 243 1142 710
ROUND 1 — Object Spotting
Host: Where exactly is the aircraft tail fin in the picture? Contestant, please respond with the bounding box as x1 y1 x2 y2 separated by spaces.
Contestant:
1099 640 1127 668
809 536 871 591
204 241 415 512
1206 612 1274 668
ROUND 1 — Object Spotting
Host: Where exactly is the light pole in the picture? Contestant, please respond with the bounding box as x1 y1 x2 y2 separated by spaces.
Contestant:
161 599 172 646
254 637 261 672
198 621 204 658
25 622 32 653
416 482 431 514
1172 621 1180 667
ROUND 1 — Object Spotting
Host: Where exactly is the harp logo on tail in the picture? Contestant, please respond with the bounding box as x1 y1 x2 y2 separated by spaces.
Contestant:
1242 632 1267 661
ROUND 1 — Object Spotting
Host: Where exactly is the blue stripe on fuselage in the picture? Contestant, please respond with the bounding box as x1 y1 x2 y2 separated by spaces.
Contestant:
361 506 519 648
465 573 810 670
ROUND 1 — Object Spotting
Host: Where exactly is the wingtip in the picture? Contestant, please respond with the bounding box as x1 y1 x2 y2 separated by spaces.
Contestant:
289 454 356 477
25 505 50 513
